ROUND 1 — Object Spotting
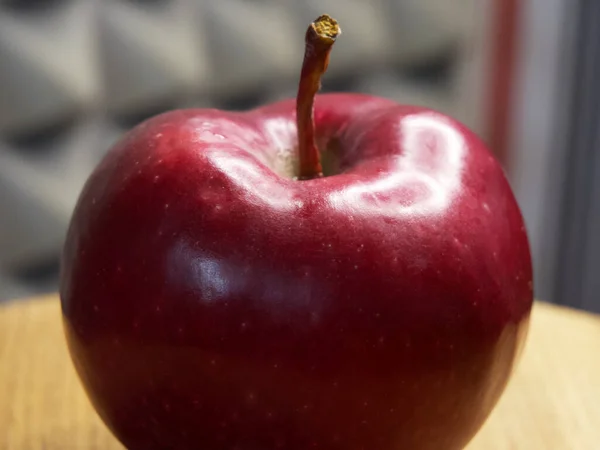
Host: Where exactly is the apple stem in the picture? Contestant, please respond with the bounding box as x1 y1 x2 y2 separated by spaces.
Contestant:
296 14 341 180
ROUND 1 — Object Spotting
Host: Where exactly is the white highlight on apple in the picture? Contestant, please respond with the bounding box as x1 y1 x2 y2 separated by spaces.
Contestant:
328 112 466 217
262 117 299 178
210 153 296 211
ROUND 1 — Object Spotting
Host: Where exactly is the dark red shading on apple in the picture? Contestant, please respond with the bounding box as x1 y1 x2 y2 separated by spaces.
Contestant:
61 14 533 450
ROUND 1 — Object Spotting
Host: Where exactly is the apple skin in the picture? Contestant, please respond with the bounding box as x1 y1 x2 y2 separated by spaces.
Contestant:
60 93 533 450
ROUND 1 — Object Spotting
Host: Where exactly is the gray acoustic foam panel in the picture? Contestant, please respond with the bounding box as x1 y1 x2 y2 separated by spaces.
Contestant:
0 0 472 300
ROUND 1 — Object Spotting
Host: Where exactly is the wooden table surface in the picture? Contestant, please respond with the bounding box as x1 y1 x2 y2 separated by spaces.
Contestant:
1 296 599 449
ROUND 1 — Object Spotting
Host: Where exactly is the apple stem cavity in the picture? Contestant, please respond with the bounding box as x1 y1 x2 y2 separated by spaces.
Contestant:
296 14 341 181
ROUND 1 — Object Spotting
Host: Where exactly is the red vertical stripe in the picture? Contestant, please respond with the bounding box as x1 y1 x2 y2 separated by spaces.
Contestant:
488 0 521 168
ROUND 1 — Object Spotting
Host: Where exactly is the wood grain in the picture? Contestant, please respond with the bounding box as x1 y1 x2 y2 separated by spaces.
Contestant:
1 296 599 449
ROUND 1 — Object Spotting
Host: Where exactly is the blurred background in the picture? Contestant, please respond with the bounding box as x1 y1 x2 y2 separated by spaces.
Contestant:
0 0 596 313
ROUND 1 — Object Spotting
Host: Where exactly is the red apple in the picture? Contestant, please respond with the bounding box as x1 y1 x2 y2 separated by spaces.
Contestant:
61 15 532 450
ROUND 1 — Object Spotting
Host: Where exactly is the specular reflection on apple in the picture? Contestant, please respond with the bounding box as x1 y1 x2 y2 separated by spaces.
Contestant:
327 113 466 217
